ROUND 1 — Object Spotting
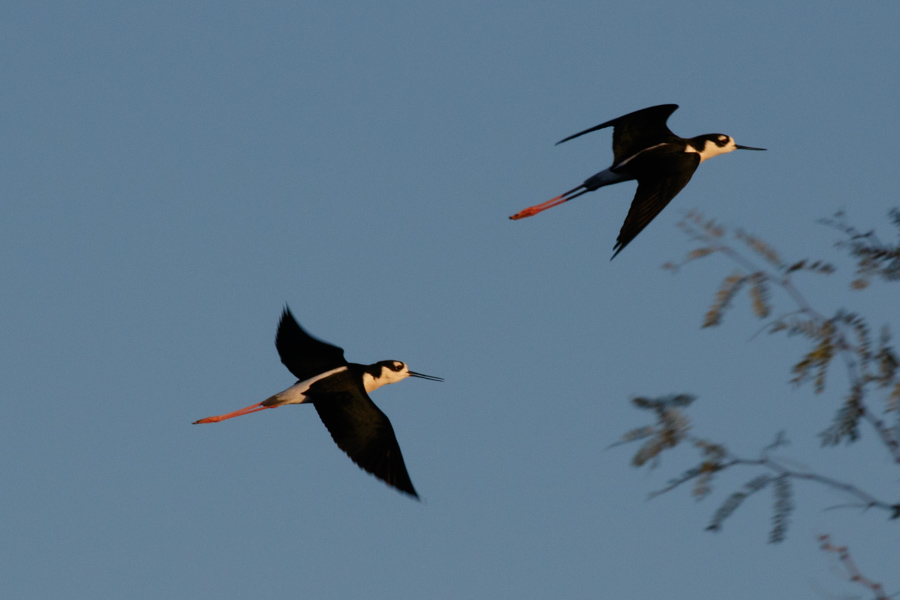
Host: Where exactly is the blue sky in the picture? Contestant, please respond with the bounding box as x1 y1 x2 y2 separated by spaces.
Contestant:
2 2 898 599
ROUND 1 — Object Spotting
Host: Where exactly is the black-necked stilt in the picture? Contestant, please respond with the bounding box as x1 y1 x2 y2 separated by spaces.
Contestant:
193 307 442 499
509 104 765 258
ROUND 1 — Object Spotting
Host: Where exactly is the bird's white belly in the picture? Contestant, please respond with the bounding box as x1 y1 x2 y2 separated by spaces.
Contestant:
267 366 348 405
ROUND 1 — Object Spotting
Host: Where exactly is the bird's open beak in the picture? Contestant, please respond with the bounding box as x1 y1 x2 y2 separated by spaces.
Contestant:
409 371 444 382
735 145 766 151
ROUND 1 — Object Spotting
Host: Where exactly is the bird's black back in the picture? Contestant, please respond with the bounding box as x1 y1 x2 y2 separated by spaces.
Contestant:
276 306 348 382
558 104 681 166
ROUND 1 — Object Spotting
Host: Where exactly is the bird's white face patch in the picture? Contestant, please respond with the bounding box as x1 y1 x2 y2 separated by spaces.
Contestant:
363 361 410 393
271 366 349 405
688 135 738 163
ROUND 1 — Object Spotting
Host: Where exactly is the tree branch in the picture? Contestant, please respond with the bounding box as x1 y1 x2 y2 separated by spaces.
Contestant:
645 435 899 518
677 216 900 466
818 534 891 600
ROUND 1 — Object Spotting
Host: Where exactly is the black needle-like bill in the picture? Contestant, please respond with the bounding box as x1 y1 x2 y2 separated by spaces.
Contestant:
409 371 444 382
276 306 348 381
311 373 418 498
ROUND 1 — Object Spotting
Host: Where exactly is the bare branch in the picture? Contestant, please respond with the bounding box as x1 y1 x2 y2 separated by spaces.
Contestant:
818 534 891 600
617 421 900 522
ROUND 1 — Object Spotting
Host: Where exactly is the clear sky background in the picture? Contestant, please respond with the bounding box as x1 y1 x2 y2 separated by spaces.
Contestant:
2 2 898 599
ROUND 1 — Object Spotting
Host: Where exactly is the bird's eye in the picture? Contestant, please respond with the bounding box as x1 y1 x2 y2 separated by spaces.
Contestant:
393 362 404 371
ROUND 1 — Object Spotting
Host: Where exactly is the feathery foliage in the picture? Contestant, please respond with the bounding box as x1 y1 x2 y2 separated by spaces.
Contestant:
618 209 900 591
821 209 900 288
706 474 772 533
703 272 747 328
627 395 694 467
769 476 793 544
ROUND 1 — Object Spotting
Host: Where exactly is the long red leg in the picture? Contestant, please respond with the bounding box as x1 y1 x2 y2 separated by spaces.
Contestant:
193 402 275 424
509 194 569 220
509 185 588 220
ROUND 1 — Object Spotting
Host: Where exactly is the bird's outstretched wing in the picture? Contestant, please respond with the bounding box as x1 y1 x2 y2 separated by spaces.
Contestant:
557 104 680 166
612 152 699 259
276 306 348 382
311 374 418 498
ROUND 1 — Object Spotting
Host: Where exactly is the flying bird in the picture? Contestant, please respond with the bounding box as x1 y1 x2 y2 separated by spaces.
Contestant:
509 104 765 258
193 307 442 498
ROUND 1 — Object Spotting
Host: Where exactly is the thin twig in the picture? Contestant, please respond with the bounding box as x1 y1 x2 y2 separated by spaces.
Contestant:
645 435 898 517
818 534 890 600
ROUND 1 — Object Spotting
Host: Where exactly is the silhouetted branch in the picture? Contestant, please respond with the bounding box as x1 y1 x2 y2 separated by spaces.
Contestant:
615 395 900 543
631 430 899 521
818 534 891 600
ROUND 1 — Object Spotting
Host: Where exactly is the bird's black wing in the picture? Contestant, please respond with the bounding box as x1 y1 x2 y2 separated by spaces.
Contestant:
275 306 348 382
557 104 680 166
612 152 700 259
311 373 418 498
